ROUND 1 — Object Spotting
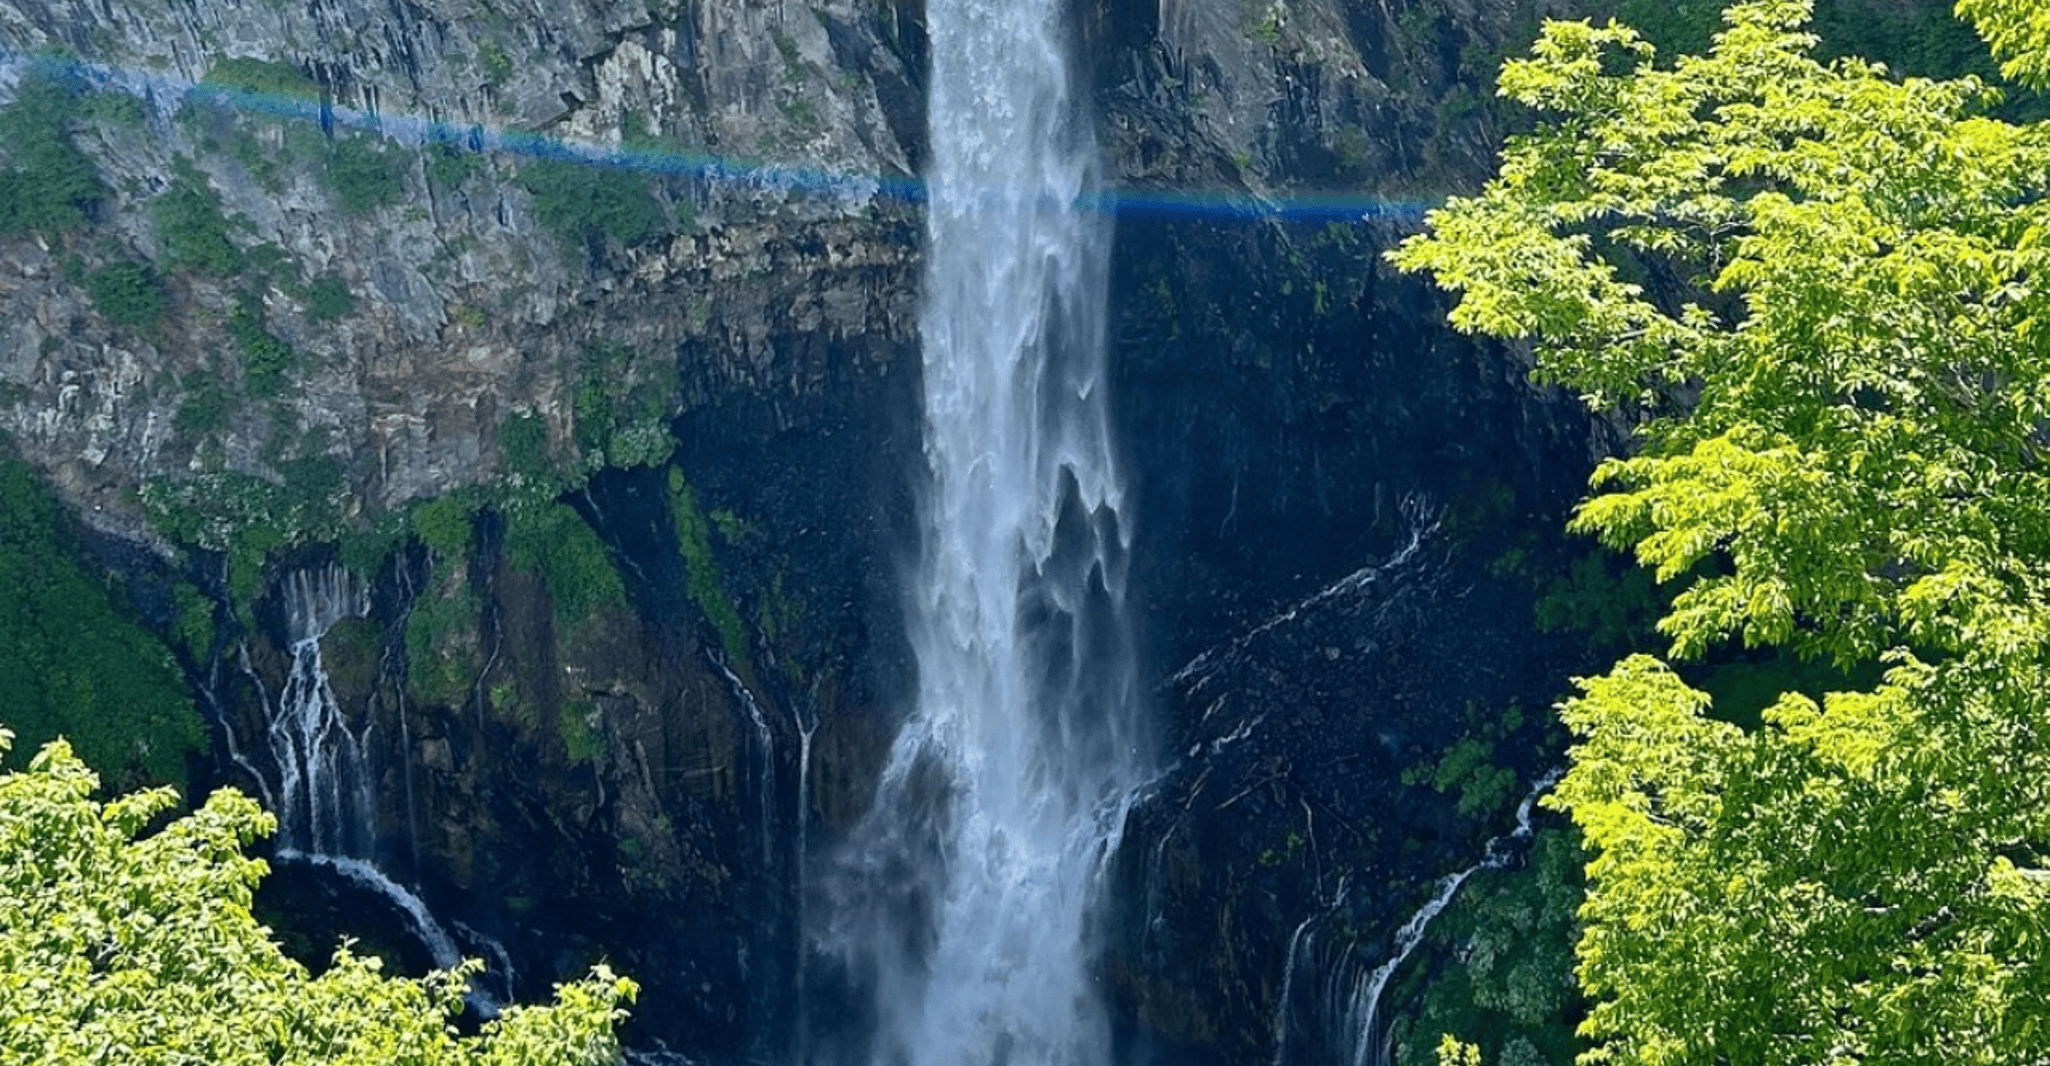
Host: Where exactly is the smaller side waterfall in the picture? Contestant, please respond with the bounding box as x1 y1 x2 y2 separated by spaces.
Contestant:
1272 770 1561 1066
1271 909 1324 1066
276 849 463 968
1171 500 1439 701
248 564 515 1005
709 652 775 865
265 566 374 854
1346 771 1563 1066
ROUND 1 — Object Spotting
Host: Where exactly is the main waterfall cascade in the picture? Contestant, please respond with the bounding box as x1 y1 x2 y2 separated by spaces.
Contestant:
817 0 1149 1064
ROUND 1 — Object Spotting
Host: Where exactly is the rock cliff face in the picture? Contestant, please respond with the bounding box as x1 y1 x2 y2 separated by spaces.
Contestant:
1 0 1601 1060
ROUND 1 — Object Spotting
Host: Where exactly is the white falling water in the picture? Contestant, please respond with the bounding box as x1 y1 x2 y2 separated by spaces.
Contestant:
276 849 465 969
821 0 1145 1063
258 565 514 1005
267 566 375 854
711 652 776 865
1315 770 1564 1066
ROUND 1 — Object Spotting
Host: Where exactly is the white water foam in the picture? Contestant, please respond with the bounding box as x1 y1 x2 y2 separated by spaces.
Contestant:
818 2 1147 1063
266 566 373 854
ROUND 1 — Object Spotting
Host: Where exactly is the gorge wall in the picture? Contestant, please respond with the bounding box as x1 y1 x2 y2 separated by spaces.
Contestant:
0 0 1616 1061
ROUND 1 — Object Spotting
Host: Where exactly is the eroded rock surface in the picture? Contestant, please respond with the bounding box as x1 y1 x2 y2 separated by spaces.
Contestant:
1 0 1603 1061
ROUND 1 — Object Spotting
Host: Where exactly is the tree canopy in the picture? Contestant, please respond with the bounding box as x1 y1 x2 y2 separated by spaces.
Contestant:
1392 1 2050 1062
0 457 204 790
0 729 636 1065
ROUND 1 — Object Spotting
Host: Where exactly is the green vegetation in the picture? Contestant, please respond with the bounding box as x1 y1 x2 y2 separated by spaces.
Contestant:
324 133 405 213
558 701 605 765
405 567 481 705
78 90 146 128
666 468 751 670
571 344 676 471
227 293 297 394
154 159 244 276
500 409 570 495
412 493 480 557
772 30 805 79
1393 829 1585 1066
1402 703 1541 821
0 458 203 791
424 140 484 191
174 369 231 438
1566 0 2046 116
84 260 168 333
1530 548 1661 655
517 157 667 253
198 56 321 100
477 42 513 87
0 728 636 1063
171 582 218 659
227 126 282 193
507 500 628 636
302 273 355 321
1392 2 2050 1061
0 67 106 238
142 464 350 610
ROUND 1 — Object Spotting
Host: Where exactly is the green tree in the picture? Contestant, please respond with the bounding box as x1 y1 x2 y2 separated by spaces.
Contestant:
1392 2 2050 1063
0 458 202 790
0 728 636 1064
0 67 105 238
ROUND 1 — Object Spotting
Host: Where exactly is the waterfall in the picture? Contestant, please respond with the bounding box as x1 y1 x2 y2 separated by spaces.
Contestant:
793 685 819 1064
820 0 1146 1063
710 652 776 866
252 564 514 1006
265 566 374 854
1268 771 1562 1066
1271 911 1322 1066
276 849 465 969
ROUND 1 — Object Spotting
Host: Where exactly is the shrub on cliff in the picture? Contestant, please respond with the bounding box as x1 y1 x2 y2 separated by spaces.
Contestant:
0 727 637 1065
0 66 105 238
517 156 666 253
85 260 168 333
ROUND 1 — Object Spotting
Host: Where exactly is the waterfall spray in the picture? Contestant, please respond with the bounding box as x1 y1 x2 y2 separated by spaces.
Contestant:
820 0 1147 1063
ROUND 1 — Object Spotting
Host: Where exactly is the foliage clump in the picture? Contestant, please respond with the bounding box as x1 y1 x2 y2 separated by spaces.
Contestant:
154 159 244 276
572 344 676 470
517 156 666 253
302 273 355 322
227 293 297 394
175 369 231 437
0 728 636 1064
1393 1 2050 1061
507 500 628 637
0 67 106 238
324 133 405 213
199 57 322 101
667 468 751 670
0 459 203 790
85 260 168 333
